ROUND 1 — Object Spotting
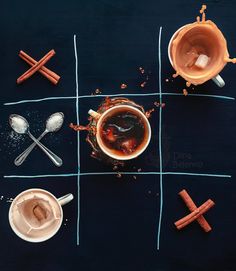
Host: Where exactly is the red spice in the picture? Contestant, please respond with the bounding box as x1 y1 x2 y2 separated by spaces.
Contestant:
121 138 137 154
186 81 191 87
145 108 155 118
183 89 188 96
116 173 122 178
103 127 116 143
69 123 91 131
120 83 128 89
161 103 166 108
95 88 101 94
140 81 147 88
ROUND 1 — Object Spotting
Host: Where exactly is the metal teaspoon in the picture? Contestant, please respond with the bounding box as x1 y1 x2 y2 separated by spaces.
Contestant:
9 114 63 167
14 112 64 166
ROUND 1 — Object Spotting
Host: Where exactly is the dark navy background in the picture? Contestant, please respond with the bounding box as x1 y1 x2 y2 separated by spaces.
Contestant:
0 0 236 270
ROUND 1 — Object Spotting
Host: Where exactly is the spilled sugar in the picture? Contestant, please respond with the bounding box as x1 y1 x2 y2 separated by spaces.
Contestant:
0 195 14 203
0 127 27 155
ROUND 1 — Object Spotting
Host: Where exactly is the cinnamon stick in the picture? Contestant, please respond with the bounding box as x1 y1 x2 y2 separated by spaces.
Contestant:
17 50 55 84
175 199 215 230
19 50 60 83
179 189 212 232
19 54 58 85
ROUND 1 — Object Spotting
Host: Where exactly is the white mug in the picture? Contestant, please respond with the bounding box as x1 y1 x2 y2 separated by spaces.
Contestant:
88 105 151 160
168 24 225 88
9 188 73 242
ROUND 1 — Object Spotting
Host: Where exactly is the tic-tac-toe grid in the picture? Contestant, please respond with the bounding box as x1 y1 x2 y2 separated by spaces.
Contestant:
3 27 234 250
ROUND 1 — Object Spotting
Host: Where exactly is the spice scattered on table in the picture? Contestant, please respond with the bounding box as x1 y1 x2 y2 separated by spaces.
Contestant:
120 83 128 89
140 81 147 88
183 89 188 96
139 67 145 74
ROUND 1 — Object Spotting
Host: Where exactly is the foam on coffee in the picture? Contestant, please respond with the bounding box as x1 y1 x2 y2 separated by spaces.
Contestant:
170 5 236 86
9 190 61 241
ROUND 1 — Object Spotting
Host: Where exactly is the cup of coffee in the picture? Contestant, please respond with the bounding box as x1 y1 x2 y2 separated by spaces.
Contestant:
168 22 228 87
9 189 73 242
88 105 151 160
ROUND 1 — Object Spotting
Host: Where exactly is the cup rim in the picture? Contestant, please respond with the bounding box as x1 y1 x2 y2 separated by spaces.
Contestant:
168 24 191 66
8 188 63 243
96 105 151 160
167 23 228 83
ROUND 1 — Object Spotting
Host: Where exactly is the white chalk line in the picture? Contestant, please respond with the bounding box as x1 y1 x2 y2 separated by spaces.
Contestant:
163 171 231 178
3 171 231 179
74 34 81 246
3 92 235 106
157 26 163 251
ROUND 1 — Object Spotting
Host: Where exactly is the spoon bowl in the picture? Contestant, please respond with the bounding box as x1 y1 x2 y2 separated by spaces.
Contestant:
9 114 29 134
45 112 64 133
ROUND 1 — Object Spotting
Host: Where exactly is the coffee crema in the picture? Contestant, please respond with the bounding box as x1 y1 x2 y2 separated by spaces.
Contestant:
9 190 61 241
170 5 236 86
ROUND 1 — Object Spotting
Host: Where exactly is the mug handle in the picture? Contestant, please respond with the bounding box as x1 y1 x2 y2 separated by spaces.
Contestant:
88 109 101 119
212 74 225 88
58 193 74 206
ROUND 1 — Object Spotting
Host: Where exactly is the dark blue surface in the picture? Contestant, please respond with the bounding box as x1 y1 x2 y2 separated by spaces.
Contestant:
0 0 236 270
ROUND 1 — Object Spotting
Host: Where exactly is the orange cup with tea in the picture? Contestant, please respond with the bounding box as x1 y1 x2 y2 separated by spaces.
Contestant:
88 105 151 160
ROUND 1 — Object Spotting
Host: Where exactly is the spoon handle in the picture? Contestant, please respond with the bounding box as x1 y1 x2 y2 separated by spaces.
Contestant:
14 131 48 166
27 131 63 167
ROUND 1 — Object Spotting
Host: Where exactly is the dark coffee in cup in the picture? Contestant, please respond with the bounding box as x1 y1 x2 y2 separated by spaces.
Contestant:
100 109 146 156
89 105 151 160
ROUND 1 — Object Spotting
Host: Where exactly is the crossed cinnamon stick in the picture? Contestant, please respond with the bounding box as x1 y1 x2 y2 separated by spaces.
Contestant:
17 50 60 85
174 189 215 232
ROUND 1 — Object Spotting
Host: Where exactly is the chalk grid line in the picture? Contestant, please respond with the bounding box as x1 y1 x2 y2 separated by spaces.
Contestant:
3 171 231 179
74 35 81 245
3 92 235 106
3 29 235 249
157 26 163 250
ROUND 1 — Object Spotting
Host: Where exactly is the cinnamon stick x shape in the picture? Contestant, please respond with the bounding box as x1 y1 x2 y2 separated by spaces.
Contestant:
174 189 215 231
17 50 60 85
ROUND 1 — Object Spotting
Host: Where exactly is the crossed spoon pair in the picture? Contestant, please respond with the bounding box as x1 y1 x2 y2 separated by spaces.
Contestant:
9 112 64 167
